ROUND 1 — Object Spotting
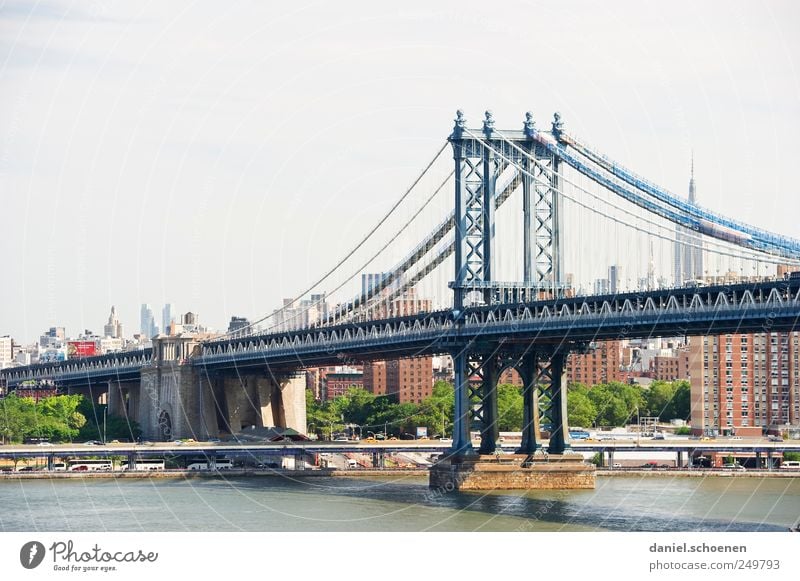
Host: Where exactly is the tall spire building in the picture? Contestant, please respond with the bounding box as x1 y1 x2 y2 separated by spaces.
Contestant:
674 156 704 284
103 306 123 338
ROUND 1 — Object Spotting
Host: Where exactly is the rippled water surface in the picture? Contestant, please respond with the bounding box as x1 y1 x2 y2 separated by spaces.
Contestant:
1 474 797 532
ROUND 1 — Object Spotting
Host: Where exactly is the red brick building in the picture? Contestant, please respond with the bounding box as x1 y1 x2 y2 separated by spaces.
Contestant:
363 361 388 395
362 289 433 404
566 340 622 385
652 350 690 381
323 371 363 401
385 357 433 404
690 332 800 436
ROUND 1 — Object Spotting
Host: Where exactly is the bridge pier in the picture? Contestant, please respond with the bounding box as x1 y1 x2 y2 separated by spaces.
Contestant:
107 380 122 417
435 344 591 489
208 369 307 437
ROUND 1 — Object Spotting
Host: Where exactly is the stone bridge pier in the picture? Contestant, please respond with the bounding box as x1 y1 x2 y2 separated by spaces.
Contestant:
134 335 306 440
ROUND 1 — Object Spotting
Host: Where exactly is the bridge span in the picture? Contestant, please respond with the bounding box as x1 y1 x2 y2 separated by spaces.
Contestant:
2 112 799 488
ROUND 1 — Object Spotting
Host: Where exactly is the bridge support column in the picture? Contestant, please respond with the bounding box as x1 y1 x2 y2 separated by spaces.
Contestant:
608 450 615 468
755 451 762 469
677 450 684 468
279 373 306 435
107 380 123 417
476 355 499 455
516 351 541 455
541 351 571 455
451 352 475 456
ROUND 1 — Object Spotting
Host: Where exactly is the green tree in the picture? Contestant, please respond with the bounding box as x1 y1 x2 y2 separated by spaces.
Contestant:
305 389 341 439
643 380 675 419
337 386 376 426
496 384 523 431
588 382 645 427
567 387 597 428
0 394 90 443
415 381 454 436
671 380 691 421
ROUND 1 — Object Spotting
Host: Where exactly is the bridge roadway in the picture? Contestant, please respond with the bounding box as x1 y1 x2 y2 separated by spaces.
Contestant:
197 278 800 372
1 440 799 461
5 278 797 388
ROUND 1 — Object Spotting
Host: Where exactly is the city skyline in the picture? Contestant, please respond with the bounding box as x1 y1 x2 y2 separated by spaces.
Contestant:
2 1 799 345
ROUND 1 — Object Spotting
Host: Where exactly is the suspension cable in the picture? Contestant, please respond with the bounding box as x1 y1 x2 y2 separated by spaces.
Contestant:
465 127 800 267
214 142 451 339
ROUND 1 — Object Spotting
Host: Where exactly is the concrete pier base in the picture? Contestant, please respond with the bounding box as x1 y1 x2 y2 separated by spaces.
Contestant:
429 453 595 490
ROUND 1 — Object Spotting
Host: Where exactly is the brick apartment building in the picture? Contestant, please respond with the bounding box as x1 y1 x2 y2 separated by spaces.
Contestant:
690 332 800 436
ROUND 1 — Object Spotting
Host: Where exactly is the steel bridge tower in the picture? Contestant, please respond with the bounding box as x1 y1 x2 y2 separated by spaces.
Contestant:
448 110 575 458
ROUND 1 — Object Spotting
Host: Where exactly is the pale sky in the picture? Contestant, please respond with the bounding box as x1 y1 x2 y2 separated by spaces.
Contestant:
2 0 799 344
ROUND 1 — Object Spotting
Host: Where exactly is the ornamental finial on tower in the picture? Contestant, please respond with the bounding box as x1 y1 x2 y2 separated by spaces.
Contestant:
523 111 536 138
552 111 564 141
451 109 466 139
483 110 495 136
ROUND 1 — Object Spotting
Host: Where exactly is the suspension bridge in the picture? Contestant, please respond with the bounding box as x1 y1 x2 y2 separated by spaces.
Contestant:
3 111 800 486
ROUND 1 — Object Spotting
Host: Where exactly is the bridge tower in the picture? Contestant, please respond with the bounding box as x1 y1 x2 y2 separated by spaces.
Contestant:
447 110 572 459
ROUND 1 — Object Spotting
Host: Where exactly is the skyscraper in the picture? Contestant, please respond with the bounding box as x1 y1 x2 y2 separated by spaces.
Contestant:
140 304 156 339
162 304 173 335
674 157 704 284
608 265 622 294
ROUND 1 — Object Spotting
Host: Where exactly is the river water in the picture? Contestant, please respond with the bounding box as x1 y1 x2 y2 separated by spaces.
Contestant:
1 475 797 532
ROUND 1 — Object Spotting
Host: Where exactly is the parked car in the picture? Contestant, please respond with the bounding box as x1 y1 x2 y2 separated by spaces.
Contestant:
722 463 746 472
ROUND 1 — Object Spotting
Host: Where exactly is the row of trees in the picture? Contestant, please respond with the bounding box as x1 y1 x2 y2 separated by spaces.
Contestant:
567 380 690 429
307 382 527 438
307 379 691 438
0 394 141 444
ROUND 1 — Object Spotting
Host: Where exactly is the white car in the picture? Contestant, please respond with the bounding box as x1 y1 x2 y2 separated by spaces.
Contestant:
722 463 746 472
